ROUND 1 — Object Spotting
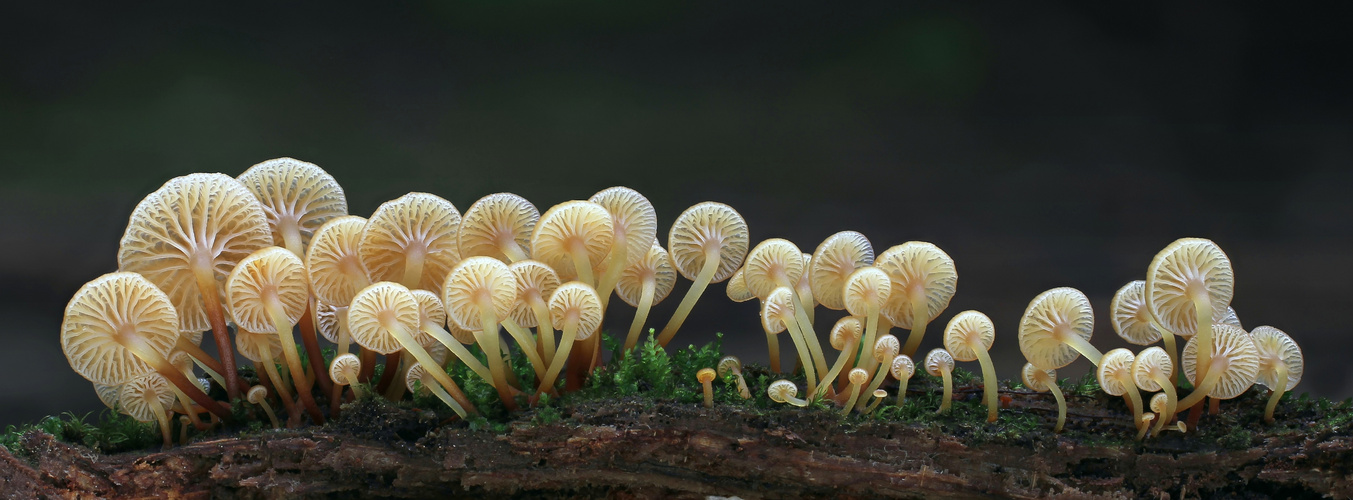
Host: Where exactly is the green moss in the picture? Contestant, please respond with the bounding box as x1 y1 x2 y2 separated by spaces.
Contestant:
1 409 161 457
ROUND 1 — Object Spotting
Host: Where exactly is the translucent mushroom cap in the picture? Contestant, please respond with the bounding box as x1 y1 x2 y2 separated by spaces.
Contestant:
117 173 272 333
236 157 348 254
61 272 180 386
548 282 604 339
924 349 955 377
1021 363 1057 393
94 383 122 410
767 380 799 403
1096 348 1137 397
876 242 957 329
410 289 448 331
531 200 614 282
1218 307 1243 330
1132 346 1174 392
890 355 915 380
1110 281 1162 345
458 192 539 262
1250 326 1303 392
118 373 175 423
590 186 658 269
873 334 901 362
329 353 361 386
1181 324 1260 399
406 363 435 393
507 260 561 328
830 316 863 350
315 301 344 343
615 242 677 308
943 310 996 363
724 268 755 303
742 239 805 300
1145 238 1234 337
225 247 309 334
760 287 796 335
348 282 421 355
848 368 870 385
809 231 874 311
1018 287 1096 370
667 202 749 283
306 216 370 307
442 256 518 331
247 385 270 405
1150 392 1169 414
234 328 283 362
697 368 718 384
843 267 892 317
359 192 463 291
717 356 742 376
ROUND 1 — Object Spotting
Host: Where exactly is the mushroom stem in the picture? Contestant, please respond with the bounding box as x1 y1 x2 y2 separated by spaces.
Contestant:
422 322 492 382
298 301 334 397
537 321 579 396
595 242 628 310
1048 383 1067 433
901 296 929 358
895 376 910 408
400 250 425 289
1192 294 1215 384
168 385 207 430
267 300 325 424
859 354 896 411
153 404 172 450
1154 319 1180 386
783 316 818 397
974 347 1000 423
383 356 409 401
1126 386 1145 438
701 379 714 408
657 247 720 347
388 324 475 417
502 242 529 263
1175 357 1226 413
176 341 228 390
732 371 751 399
358 347 377 383
569 242 597 287
1137 414 1155 441
842 380 863 415
179 416 190 446
192 263 243 400
477 310 519 411
1155 374 1178 432
856 307 882 383
503 319 548 380
414 368 469 417
789 290 828 377
124 336 232 421
254 347 299 423
937 367 953 414
1264 362 1288 424
817 337 859 399
623 277 656 352
766 331 781 373
279 222 304 259
1150 410 1167 437
532 300 556 361
374 350 402 397
329 315 352 417
1060 331 1104 366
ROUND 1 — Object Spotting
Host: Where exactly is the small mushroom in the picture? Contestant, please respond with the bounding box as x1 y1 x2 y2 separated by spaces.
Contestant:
166 352 209 430
943 310 999 422
1145 238 1234 408
767 380 809 407
589 186 658 307
328 353 365 399
1018 287 1102 369
864 389 888 415
1146 392 1169 438
119 373 177 449
1098 349 1145 439
234 327 299 421
859 334 901 411
925 349 956 414
656 202 749 347
1250 326 1303 423
442 256 524 409
841 267 893 398
407 363 468 416
536 282 604 396
808 230 874 312
409 290 492 382
890 355 915 407
531 200 614 286
1112 280 1179 384
824 316 863 392
307 215 372 407
743 239 826 376
247 385 281 429
360 192 463 291
508 260 562 360
94 382 122 411
725 267 756 303
876 242 957 358
842 368 870 415
1132 346 1176 432
697 368 718 408
762 287 818 396
616 241 677 352
1176 324 1260 420
718 356 751 399
458 192 539 263
178 416 191 446
1022 363 1066 433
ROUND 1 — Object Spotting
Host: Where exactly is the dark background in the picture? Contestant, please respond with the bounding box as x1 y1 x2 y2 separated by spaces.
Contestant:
2 3 1350 427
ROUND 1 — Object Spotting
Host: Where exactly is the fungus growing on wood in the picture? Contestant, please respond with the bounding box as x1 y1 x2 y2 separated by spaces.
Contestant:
1177 324 1259 418
616 242 677 352
1098 349 1145 440
508 260 562 360
890 355 915 407
458 193 539 263
1145 238 1234 407
1112 280 1177 383
247 386 281 429
1018 287 1102 369
718 356 751 399
762 286 817 396
876 242 957 358
1022 363 1066 433
943 310 999 422
825 316 863 391
1250 326 1304 423
531 200 613 286
743 239 825 376
328 353 364 399
842 368 870 415
536 282 603 396
767 380 809 407
360 192 463 291
117 173 273 400
697 368 717 408
841 266 892 397
656 202 749 347
809 230 874 312
119 373 177 449
925 348 956 414
442 256 522 410
407 363 468 416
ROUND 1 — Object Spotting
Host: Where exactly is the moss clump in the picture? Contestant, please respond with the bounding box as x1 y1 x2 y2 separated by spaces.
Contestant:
1 410 160 457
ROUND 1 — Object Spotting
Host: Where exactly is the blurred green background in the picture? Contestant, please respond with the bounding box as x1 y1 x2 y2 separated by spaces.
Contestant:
2 3 1350 425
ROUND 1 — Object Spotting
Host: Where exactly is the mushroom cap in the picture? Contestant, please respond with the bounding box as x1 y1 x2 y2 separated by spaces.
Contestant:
360 192 463 291
943 310 996 362
506 260 561 328
315 301 344 343
1250 326 1303 392
118 373 175 423
1150 392 1169 414
760 287 796 334
234 328 283 362
848 367 870 385
406 362 434 393
890 355 915 380
1110 281 1162 345
329 353 361 386
830 316 863 350
767 380 798 402
924 348 955 377
697 367 718 383
1021 363 1057 393
94 383 122 410
875 242 957 329
442 256 518 331
724 267 755 303
667 202 749 283
1181 324 1260 400
742 239 805 300
717 356 742 376
410 289 448 331
873 334 901 362
615 242 677 308
809 231 875 311
1144 238 1234 337
168 351 194 374
589 187 658 270
237 157 348 253
1096 348 1137 397
225 247 309 334
306 215 370 307
531 200 614 282
117 173 272 333
1018 287 1096 370
61 272 180 386
458 193 539 262
247 385 269 404
1218 307 1243 330
843 266 892 318
548 282 603 339
1132 346 1174 392
348 282 421 355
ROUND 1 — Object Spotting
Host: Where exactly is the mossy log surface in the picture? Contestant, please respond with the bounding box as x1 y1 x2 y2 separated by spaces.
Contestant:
3 390 1352 500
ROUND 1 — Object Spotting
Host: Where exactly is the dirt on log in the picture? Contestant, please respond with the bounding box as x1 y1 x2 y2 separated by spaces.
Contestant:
2 396 1352 499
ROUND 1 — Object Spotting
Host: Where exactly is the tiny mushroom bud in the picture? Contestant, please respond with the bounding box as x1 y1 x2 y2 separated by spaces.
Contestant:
864 389 888 415
1022 363 1066 433
718 356 751 399
891 355 915 407
178 416 190 446
925 349 956 414
842 368 870 415
767 380 809 407
248 385 281 429
1250 326 1303 424
697 368 718 408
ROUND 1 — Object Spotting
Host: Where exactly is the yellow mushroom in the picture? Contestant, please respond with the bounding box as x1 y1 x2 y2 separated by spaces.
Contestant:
1098 349 1145 440
616 241 677 352
536 282 603 396
767 380 808 407
1250 326 1303 424
1145 238 1234 410
859 334 900 411
441 257 522 410
925 349 956 414
458 192 539 263
656 202 749 347
890 355 915 407
943 310 999 422
825 316 863 392
808 231 874 312
839 266 892 399
408 289 493 382
531 200 614 287
864 389 888 415
718 356 751 399
1148 392 1169 438
876 242 957 358
247 385 281 429
762 286 817 396
1112 280 1178 385
589 186 658 308
725 267 755 304
236 157 348 258
360 192 463 291
119 373 177 449
1177 324 1259 421
743 239 826 377
1022 363 1066 433
1018 287 1102 369
697 368 717 408
1132 346 1176 434
842 368 870 415
329 353 364 399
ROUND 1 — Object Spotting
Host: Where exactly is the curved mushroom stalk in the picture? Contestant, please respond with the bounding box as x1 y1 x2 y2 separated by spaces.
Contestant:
1023 363 1066 433
1098 349 1145 437
891 355 915 408
502 319 548 380
119 373 178 450
407 363 468 417
236 329 301 424
617 243 676 353
818 317 862 399
247 386 282 429
842 369 869 415
926 349 956 414
535 282 603 398
942 310 999 422
329 353 365 401
443 257 523 410
1018 287 1103 372
718 356 751 399
656 202 748 347
743 239 828 379
763 287 817 396
1251 326 1303 424
1175 325 1259 420
768 380 809 407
